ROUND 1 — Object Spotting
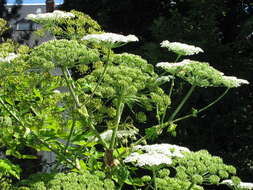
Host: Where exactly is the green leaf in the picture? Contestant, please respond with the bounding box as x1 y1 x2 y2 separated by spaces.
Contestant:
77 106 89 118
0 159 21 179
5 97 14 106
21 154 38 159
33 88 43 102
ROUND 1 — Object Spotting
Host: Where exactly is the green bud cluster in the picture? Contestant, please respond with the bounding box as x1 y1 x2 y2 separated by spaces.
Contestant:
155 176 204 190
16 171 115 190
174 150 238 185
112 53 155 74
32 10 102 40
28 39 99 69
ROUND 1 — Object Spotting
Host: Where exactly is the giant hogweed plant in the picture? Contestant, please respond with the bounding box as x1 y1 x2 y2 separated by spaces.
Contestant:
0 11 252 190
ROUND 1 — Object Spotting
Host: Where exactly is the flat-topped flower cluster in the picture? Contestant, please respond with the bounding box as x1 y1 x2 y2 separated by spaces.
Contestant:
156 59 249 88
124 144 190 167
160 40 204 56
82 33 139 48
26 10 75 21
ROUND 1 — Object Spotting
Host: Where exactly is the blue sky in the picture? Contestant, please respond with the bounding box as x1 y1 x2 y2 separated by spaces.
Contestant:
7 0 64 5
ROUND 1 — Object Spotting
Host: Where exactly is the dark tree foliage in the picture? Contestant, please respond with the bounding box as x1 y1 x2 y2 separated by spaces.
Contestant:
61 0 162 35
0 0 22 21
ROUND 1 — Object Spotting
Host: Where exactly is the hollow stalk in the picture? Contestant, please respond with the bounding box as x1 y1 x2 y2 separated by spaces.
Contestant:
168 85 196 122
109 98 124 149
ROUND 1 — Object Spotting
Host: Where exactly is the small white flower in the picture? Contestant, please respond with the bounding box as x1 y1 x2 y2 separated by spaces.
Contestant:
53 89 61 94
81 32 139 48
0 53 18 63
26 10 75 21
223 76 249 87
221 179 253 190
100 130 113 141
156 59 193 69
124 152 172 167
161 40 204 56
156 76 174 83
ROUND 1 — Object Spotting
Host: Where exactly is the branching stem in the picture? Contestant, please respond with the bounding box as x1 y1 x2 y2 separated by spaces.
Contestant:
85 48 111 104
61 66 81 108
64 113 76 154
187 182 195 190
173 88 229 123
168 85 196 122
152 169 158 190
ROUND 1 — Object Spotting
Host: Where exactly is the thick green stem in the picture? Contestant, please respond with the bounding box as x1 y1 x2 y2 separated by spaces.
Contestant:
76 112 108 149
90 123 109 149
159 55 180 126
152 169 158 190
62 67 105 149
85 48 111 103
168 54 181 99
0 96 24 125
161 92 172 125
187 182 195 190
109 98 124 149
168 85 196 122
64 114 76 154
175 55 181 62
172 88 230 123
61 66 81 108
168 78 175 99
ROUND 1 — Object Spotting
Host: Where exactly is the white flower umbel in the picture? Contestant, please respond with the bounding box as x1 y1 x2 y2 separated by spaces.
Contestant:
161 40 204 56
156 59 193 69
156 59 249 88
124 152 172 167
124 144 190 167
26 10 75 21
221 179 253 190
223 76 249 87
0 53 18 63
81 32 139 48
133 144 190 158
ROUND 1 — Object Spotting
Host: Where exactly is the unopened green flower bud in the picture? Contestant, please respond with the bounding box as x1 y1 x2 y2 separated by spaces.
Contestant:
218 170 229 179
158 169 170 178
191 175 203 184
209 175 220 185
231 176 241 186
141 175 151 182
